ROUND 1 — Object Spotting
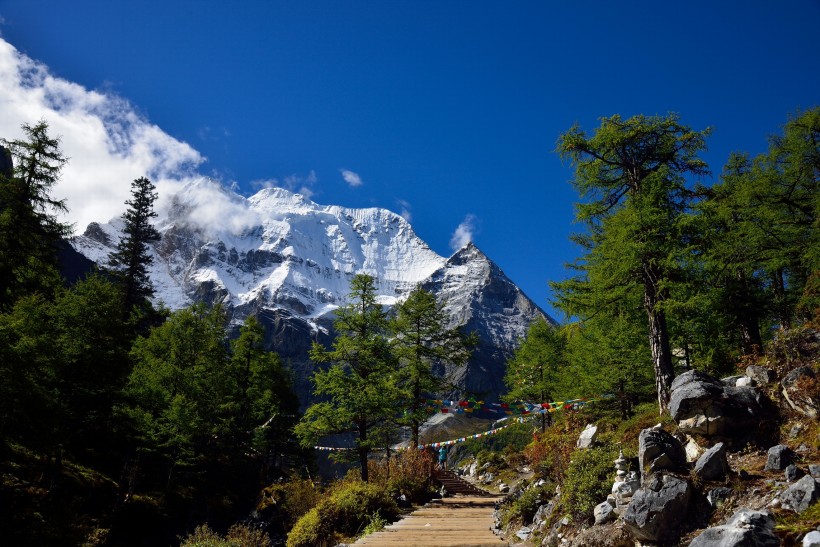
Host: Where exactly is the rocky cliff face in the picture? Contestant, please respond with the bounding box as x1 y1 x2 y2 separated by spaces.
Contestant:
422 242 554 398
71 180 553 402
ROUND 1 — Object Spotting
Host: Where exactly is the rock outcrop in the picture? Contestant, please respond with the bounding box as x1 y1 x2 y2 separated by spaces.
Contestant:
638 426 687 479
622 472 692 543
668 370 769 440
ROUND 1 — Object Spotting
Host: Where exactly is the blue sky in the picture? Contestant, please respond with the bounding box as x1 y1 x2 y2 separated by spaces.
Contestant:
0 1 818 320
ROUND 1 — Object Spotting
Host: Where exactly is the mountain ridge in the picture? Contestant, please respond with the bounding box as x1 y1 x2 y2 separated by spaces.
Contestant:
71 181 553 401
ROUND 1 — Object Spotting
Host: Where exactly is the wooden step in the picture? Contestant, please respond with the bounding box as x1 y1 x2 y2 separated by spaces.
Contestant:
353 496 505 546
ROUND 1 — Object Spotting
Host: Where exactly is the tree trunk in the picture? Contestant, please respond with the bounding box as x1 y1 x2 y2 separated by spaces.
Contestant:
735 271 763 355
358 419 369 482
772 269 791 330
643 274 675 413
411 382 421 448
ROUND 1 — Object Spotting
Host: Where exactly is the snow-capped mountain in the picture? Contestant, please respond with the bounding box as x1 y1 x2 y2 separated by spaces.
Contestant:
72 179 553 401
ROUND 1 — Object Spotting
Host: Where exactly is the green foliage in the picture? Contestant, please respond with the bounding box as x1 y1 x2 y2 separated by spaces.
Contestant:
108 176 161 315
391 286 473 447
257 476 321 532
179 523 271 547
557 444 620 523
504 318 565 431
285 480 398 547
453 421 534 469
296 274 400 481
0 121 70 309
555 113 711 411
121 305 299 490
501 482 554 527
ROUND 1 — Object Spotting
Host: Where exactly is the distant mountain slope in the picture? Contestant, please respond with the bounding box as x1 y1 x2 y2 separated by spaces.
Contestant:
71 181 554 402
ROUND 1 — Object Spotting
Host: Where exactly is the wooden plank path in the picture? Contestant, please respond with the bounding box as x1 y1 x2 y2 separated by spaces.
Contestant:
353 495 507 547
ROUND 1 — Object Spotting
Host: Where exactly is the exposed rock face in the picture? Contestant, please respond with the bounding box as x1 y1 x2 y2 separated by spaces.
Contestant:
695 442 729 481
420 243 550 399
622 472 692 543
638 427 687 479
668 370 769 439
689 508 779 547
781 366 820 419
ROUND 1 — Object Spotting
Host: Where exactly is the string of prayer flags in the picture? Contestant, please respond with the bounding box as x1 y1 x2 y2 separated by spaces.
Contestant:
417 416 532 449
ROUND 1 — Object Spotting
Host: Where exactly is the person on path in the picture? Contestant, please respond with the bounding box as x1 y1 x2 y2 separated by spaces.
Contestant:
438 445 447 471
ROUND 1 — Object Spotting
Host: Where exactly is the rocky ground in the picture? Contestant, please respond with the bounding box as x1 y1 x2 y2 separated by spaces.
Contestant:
445 327 820 546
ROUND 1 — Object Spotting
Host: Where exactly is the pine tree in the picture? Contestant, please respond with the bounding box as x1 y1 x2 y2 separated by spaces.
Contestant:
294 274 399 482
109 176 161 315
555 114 711 412
0 121 71 309
390 286 472 447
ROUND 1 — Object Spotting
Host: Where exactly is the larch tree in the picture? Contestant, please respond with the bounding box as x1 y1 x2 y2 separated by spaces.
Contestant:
294 274 399 482
390 286 472 448
503 317 565 433
555 114 711 412
0 121 71 309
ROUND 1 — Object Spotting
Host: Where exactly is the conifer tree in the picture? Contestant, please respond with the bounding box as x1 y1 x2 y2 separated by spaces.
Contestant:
503 317 564 432
109 176 161 315
0 121 71 309
228 316 299 461
390 286 472 447
295 274 399 482
555 114 710 412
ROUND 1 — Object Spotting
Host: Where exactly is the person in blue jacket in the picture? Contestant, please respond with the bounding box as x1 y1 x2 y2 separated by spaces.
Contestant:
438 445 447 470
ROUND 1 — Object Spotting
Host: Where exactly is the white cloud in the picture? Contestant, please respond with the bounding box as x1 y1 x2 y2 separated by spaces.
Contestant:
397 199 412 223
0 37 204 234
170 177 260 236
340 168 363 187
449 214 478 251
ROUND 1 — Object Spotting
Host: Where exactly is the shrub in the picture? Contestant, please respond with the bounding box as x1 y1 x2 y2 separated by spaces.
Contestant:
285 507 331 547
523 426 576 483
180 524 271 547
285 480 398 547
501 482 554 528
367 448 435 503
257 476 320 531
557 444 620 523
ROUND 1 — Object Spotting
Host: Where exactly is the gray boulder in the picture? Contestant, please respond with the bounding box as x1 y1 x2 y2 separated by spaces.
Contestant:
695 442 729 481
782 366 820 419
638 427 687 478
707 487 733 508
803 530 820 547
746 365 775 386
780 475 820 514
594 500 615 525
689 508 779 547
669 370 768 438
622 473 692 543
785 464 805 482
577 423 598 449
765 444 794 471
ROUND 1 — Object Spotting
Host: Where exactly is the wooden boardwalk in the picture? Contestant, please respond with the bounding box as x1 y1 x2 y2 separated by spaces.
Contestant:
353 495 506 547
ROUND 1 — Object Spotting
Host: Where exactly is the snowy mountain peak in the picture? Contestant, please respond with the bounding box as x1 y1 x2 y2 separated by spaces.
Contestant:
70 180 552 400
